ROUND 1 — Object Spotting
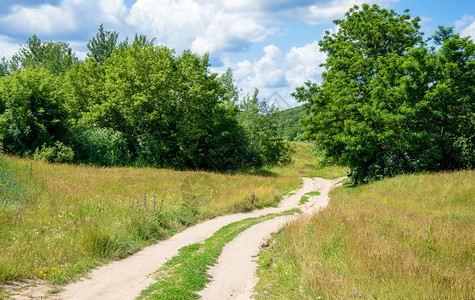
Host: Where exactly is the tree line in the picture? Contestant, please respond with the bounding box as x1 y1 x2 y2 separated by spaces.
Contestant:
0 25 291 170
294 4 474 184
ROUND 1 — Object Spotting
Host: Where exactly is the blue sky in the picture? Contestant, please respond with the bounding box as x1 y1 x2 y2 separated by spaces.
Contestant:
1 0 474 108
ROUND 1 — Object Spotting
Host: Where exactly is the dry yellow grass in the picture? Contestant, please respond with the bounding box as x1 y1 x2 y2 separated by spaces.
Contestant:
256 170 474 299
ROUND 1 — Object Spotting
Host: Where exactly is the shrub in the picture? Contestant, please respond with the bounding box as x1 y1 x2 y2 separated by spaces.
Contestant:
68 126 129 166
0 67 69 156
135 133 164 167
34 141 74 163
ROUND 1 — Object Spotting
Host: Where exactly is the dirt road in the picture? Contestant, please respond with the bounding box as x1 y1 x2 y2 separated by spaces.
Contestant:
198 176 344 299
10 176 344 299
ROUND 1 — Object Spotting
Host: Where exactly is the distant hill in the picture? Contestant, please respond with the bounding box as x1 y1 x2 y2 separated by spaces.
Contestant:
275 105 306 141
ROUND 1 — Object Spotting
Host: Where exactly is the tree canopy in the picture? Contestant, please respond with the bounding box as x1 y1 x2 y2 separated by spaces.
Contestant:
9 35 78 75
294 4 474 184
86 24 119 66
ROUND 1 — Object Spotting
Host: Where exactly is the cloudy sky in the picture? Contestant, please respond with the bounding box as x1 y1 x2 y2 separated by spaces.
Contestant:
1 0 474 108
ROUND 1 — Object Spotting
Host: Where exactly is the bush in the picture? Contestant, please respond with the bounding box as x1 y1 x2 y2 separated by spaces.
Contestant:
34 141 74 163
68 126 129 166
0 67 69 156
135 133 164 167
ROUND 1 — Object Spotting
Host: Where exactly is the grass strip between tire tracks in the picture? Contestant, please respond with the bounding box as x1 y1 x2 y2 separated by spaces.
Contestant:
138 208 301 299
299 190 321 205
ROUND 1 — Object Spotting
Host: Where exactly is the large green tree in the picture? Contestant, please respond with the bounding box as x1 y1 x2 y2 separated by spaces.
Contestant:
294 4 474 184
10 35 78 75
87 24 119 66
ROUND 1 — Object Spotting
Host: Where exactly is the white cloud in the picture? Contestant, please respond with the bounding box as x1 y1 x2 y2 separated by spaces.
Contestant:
1 3 76 36
126 0 277 54
126 0 207 50
98 0 128 25
462 23 475 39
249 45 286 88
191 12 276 54
0 0 127 38
0 35 20 59
214 42 326 108
285 41 326 87
455 15 475 39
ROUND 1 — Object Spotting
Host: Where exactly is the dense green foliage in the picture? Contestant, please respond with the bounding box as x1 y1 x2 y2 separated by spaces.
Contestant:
0 26 291 171
275 105 306 141
86 24 119 66
294 4 474 184
0 67 69 155
9 35 78 75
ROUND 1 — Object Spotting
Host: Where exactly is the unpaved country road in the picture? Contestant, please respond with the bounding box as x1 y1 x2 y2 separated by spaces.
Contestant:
9 176 344 300
198 176 345 299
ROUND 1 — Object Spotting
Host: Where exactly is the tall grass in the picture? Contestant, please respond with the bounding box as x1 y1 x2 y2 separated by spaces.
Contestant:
255 170 474 299
0 142 332 286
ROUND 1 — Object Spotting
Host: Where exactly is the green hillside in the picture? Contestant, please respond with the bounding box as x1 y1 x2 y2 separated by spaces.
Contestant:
275 105 306 141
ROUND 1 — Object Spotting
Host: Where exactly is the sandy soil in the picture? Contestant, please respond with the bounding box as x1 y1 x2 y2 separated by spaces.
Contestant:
3 280 53 300
4 176 344 300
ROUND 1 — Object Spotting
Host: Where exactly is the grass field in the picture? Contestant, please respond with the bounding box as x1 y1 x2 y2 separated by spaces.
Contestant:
0 142 347 288
255 170 474 299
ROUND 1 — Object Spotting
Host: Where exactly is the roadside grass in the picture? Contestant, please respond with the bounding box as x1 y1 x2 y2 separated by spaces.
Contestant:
0 141 325 287
287 141 349 180
139 208 300 299
304 165 349 179
0 289 9 299
255 170 475 299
